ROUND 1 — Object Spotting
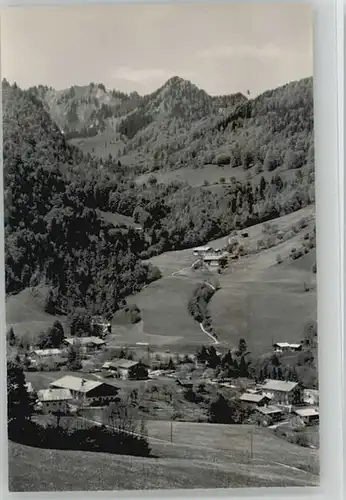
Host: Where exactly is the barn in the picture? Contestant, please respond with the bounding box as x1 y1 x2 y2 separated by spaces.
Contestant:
49 375 119 406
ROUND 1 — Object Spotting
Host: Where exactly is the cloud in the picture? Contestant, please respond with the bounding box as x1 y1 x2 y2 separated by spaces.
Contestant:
111 66 172 84
197 44 286 60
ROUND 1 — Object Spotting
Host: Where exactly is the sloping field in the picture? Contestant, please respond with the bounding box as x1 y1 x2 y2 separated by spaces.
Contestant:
6 288 66 341
8 420 319 492
145 206 316 353
98 210 142 229
149 205 315 277
209 278 316 354
123 276 207 347
146 421 318 474
69 132 126 159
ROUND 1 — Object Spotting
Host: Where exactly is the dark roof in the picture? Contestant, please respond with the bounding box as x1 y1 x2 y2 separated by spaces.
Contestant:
176 379 193 386
256 405 284 415
105 359 139 370
240 393 269 403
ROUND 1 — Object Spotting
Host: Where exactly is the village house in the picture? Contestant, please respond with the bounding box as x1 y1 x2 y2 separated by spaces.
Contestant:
261 379 303 406
49 375 119 406
273 342 302 353
64 336 106 354
176 379 194 389
203 254 227 268
37 388 73 415
240 392 271 407
29 348 66 367
31 348 65 360
256 405 285 426
303 389 319 405
294 407 319 426
193 246 212 256
102 359 148 380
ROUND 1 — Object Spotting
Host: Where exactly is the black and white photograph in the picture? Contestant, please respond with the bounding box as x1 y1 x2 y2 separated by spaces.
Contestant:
2 2 319 492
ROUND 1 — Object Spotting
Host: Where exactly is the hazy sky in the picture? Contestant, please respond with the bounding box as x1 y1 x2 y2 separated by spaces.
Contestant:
1 3 312 97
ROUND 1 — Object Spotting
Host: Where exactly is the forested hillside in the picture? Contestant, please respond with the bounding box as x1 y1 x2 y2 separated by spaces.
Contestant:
3 76 315 318
29 77 313 177
3 81 160 318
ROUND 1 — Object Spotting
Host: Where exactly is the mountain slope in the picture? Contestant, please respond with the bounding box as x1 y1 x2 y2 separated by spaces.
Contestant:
30 77 247 169
124 77 313 175
3 80 160 317
29 82 142 139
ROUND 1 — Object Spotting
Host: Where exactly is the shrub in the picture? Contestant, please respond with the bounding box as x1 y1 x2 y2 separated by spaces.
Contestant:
148 174 158 186
146 264 162 282
295 432 310 448
215 153 231 166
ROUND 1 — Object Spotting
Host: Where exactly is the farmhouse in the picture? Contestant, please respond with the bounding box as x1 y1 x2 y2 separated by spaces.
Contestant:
273 342 302 353
256 405 285 426
176 379 194 389
50 375 119 406
193 246 212 256
64 336 106 354
303 389 319 405
37 388 72 414
32 348 64 359
261 379 303 406
102 359 148 380
294 407 319 425
203 254 227 268
240 392 271 407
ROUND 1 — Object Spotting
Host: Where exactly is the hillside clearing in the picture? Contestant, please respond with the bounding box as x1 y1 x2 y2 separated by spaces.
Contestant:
123 276 208 347
6 288 66 341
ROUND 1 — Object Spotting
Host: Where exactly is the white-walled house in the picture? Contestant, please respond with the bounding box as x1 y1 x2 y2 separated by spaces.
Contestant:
261 379 303 406
37 388 72 414
294 407 319 425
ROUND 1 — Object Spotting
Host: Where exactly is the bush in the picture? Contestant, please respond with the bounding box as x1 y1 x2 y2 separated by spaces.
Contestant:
9 420 151 456
295 432 310 448
146 264 162 282
215 153 231 166
188 283 215 324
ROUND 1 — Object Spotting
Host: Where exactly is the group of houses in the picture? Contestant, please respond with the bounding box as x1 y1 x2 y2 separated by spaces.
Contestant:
192 246 228 268
239 379 319 427
34 357 149 415
27 337 107 366
36 375 121 414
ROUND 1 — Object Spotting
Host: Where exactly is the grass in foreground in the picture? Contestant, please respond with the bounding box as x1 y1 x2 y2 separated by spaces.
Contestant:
8 427 319 492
